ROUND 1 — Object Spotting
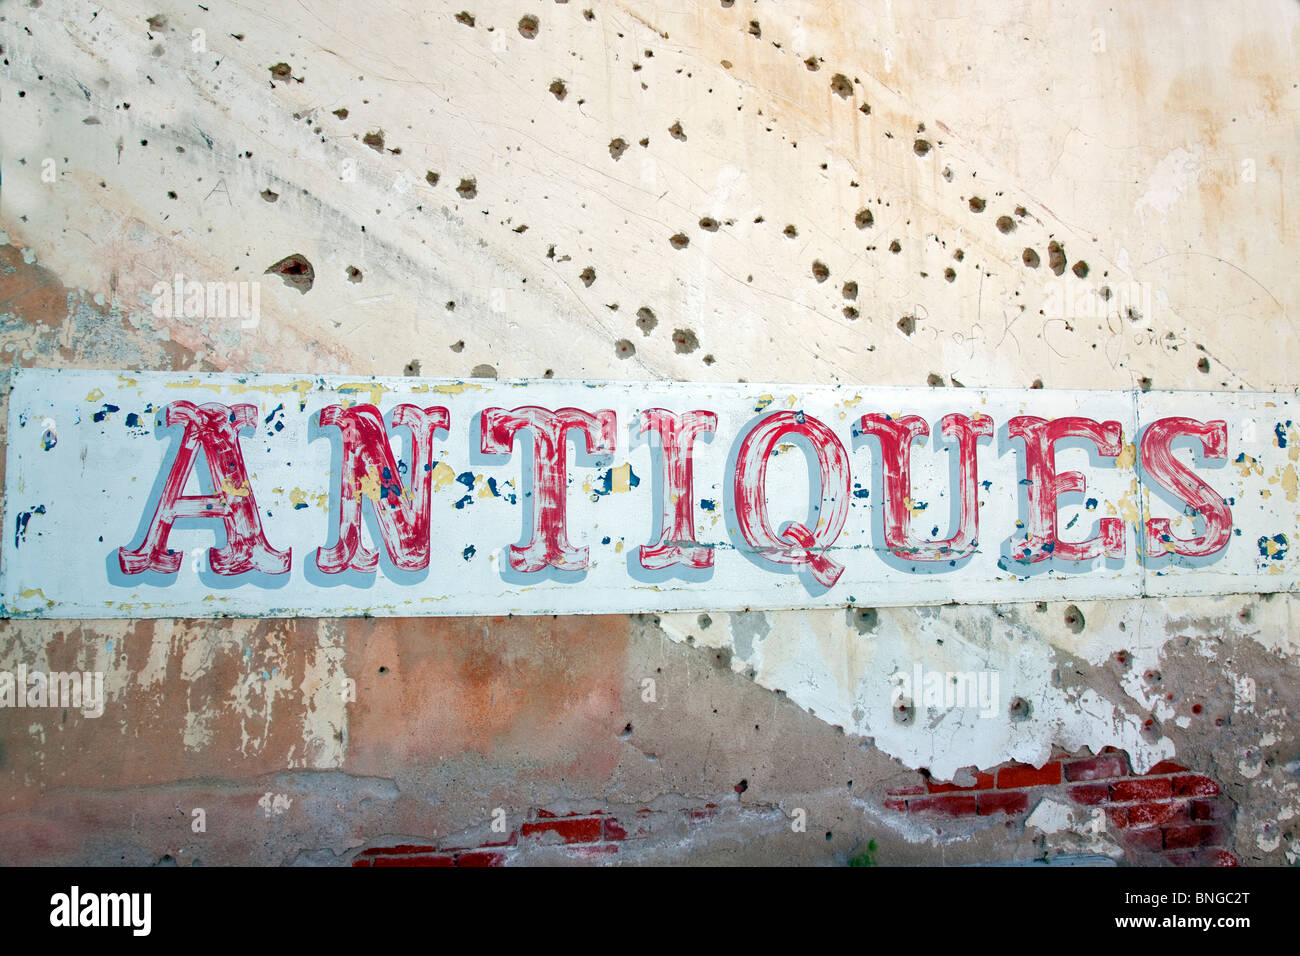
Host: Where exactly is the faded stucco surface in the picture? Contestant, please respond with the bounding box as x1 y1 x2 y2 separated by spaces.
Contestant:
0 0 1297 864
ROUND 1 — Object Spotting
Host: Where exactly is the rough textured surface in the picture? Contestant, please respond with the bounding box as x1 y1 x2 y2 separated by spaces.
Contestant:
1 0 1297 865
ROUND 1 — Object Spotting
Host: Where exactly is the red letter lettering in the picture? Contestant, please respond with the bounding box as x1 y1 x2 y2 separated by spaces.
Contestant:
1140 417 1232 558
733 411 851 587
480 406 616 572
315 403 450 573
638 408 717 570
118 401 290 575
1007 415 1125 563
859 412 993 561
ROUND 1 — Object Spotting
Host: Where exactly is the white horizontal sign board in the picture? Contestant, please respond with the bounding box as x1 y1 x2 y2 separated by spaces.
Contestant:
1 368 1295 618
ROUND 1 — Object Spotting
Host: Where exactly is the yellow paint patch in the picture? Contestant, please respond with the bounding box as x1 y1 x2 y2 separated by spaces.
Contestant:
220 478 250 498
1281 465 1298 502
431 462 457 490
608 463 633 493
358 469 381 502
1114 441 1137 470
339 382 388 406
85 388 104 402
754 394 774 412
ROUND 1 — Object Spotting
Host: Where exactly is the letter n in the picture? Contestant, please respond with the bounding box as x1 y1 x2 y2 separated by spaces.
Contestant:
316 404 450 572
118 401 290 574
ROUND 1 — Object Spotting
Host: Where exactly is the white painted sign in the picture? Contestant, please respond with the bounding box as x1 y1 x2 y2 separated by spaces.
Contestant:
1 368 1295 618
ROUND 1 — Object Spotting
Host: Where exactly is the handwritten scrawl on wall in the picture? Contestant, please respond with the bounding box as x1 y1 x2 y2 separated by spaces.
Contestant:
1 369 1295 618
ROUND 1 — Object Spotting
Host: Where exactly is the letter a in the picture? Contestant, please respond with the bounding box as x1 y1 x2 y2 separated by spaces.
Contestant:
118 401 289 574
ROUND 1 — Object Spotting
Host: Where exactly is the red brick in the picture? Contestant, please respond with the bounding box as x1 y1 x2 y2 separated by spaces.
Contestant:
1125 828 1165 851
996 762 1062 789
1163 824 1225 850
883 799 908 812
1173 775 1220 797
1190 798 1231 822
372 854 455 866
908 794 978 816
351 858 372 867
360 843 438 857
456 850 505 867
1107 807 1129 828
1111 778 1172 802
1064 756 1128 782
1069 784 1110 806
521 816 603 844
535 808 604 819
927 771 995 793
603 818 628 841
977 791 1029 815
1126 801 1189 829
1166 848 1239 867
685 806 719 824
1146 760 1189 775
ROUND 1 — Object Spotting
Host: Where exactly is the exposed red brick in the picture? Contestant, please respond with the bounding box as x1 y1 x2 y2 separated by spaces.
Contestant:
351 858 372 867
685 807 719 824
1125 827 1165 852
908 794 977 816
372 854 456 866
1163 824 1225 850
1146 760 1189 775
1111 778 1172 802
360 843 438 856
1126 801 1189 829
1165 848 1238 867
1173 775 1220 797
535 808 604 819
996 762 1062 789
1069 783 1110 806
1108 807 1129 828
883 798 908 812
456 850 506 867
927 771 995 793
1064 755 1128 781
521 816 603 844
977 791 1029 815
603 818 628 841
1190 798 1231 822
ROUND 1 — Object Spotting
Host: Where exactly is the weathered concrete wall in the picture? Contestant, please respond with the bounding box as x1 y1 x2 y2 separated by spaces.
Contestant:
1 0 1297 865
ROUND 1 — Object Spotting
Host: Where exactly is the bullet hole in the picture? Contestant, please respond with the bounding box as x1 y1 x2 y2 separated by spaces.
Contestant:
804 57 820 71
699 216 719 231
332 107 349 119
735 778 749 793
1031 378 1044 389
1009 697 1031 721
544 369 554 378
698 613 712 628
346 265 363 283
927 373 944 387
943 267 956 282
1138 376 1153 391
639 137 650 147
377 665 389 675
894 697 915 725
1238 605 1252 624
968 196 986 213
518 15 539 38
996 215 1015 234
846 606 878 634
1099 285 1112 301
1113 650 1129 666
1072 260 1090 280
620 723 634 739
1015 205 1028 217
615 338 636 359
1197 356 1210 373
1192 704 1203 715
1047 240 1066 276
953 249 964 261
603 136 630 161
669 120 687 140
404 359 421 376
456 177 477 198
269 62 291 80
669 232 690 249
583 8 594 20
897 314 917 336
1144 668 1162 683
455 10 475 27
811 260 830 282
854 207 874 229
913 139 931 156
260 188 279 202
843 306 859 319
471 364 498 379
713 647 732 670
636 306 658 335
783 224 798 238
721 0 734 6
1064 604 1085 633
579 266 596 287
265 253 315 293
1022 247 1040 268
830 73 853 98
362 129 385 152
672 328 700 354
549 78 567 100
842 280 858 300
167 189 178 199
450 340 465 352
860 102 872 115
146 13 167 30
889 239 901 253
748 20 761 38
425 170 440 186
446 300 456 311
